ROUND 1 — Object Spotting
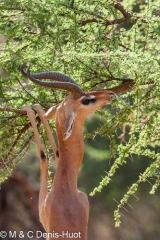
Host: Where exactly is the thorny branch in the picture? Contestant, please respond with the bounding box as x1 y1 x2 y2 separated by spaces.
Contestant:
80 0 132 26
7 117 41 159
0 116 41 168
60 0 133 27
0 134 34 169
114 0 131 18
0 107 27 115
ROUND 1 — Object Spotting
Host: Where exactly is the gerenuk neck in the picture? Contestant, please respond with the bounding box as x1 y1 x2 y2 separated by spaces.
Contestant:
52 119 85 196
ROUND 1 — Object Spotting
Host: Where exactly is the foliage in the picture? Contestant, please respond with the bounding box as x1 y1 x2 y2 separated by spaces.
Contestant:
0 0 160 226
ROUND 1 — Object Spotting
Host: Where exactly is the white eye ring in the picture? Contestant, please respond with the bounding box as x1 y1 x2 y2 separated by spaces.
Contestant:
81 98 96 105
80 95 96 106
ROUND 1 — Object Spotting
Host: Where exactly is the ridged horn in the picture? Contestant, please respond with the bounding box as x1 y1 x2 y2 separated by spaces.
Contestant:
21 64 85 98
20 64 78 85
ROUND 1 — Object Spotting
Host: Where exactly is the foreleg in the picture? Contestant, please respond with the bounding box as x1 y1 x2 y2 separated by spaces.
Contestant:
22 105 48 214
32 104 58 164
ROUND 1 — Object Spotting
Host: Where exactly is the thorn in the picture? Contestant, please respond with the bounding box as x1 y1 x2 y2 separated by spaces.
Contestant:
113 198 129 213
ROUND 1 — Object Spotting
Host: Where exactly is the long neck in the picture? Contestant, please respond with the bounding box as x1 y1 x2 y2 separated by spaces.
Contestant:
52 119 85 195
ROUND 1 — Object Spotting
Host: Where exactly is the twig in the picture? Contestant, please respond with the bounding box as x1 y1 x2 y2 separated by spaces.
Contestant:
81 1 132 27
0 134 33 169
80 18 99 25
114 0 132 19
7 117 41 158
0 107 27 115
17 78 44 107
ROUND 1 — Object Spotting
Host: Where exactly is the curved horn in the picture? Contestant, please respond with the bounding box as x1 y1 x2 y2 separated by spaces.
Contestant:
21 65 85 98
20 64 79 86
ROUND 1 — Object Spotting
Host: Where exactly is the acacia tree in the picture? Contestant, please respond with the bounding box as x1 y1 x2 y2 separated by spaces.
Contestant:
0 0 159 226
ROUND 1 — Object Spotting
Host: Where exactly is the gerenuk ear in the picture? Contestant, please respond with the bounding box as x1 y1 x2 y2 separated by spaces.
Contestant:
43 105 59 120
63 112 76 141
